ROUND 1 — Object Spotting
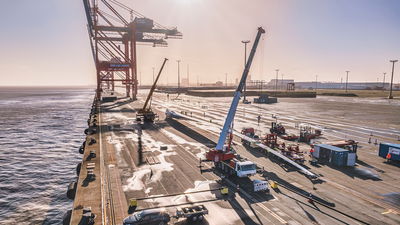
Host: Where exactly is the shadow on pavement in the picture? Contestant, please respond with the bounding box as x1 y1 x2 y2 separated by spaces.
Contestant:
164 118 216 148
228 193 260 225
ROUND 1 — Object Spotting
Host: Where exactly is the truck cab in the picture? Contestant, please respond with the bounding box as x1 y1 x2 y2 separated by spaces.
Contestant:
235 160 257 177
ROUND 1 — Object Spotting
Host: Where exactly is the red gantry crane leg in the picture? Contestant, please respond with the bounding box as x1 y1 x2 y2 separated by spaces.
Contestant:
83 0 182 99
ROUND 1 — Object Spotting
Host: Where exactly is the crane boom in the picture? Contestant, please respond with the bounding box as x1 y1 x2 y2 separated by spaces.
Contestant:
142 58 168 111
215 27 265 151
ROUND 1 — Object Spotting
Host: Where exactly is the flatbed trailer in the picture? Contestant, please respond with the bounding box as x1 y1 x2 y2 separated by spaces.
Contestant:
175 205 208 222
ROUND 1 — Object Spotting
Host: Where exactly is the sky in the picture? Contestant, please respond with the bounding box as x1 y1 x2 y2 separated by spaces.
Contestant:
0 0 399 86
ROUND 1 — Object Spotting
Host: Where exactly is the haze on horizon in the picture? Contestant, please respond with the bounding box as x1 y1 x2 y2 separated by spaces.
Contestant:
0 0 399 87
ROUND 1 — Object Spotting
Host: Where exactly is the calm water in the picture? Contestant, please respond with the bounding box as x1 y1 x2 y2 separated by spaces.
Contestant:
0 87 94 224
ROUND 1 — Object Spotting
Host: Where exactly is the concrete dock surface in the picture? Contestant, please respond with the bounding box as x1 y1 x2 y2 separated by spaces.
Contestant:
71 91 400 225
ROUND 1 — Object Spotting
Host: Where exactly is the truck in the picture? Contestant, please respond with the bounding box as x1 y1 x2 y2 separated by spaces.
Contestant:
378 143 400 161
136 58 168 122
311 144 356 167
215 157 257 177
241 127 261 148
205 27 265 184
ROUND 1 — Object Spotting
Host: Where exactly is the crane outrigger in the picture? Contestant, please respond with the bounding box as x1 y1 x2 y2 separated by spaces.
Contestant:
206 27 265 177
137 58 168 122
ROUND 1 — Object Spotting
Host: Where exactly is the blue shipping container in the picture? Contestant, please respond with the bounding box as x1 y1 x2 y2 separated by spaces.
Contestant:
314 144 351 166
330 150 349 167
379 143 400 161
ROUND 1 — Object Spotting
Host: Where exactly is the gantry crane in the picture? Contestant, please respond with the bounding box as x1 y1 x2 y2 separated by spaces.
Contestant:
205 27 265 177
136 58 168 122
82 0 182 99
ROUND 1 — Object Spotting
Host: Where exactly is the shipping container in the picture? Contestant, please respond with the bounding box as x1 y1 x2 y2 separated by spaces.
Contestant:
330 150 348 167
313 144 346 160
347 152 356 166
379 143 400 161
312 144 354 167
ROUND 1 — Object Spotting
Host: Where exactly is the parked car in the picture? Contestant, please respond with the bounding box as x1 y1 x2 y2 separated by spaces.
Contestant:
123 208 170 225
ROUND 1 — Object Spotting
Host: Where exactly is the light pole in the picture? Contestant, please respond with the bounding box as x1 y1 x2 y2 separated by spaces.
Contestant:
315 75 318 90
275 69 279 95
225 73 228 87
242 40 250 102
345 71 350 93
389 60 398 99
177 60 181 95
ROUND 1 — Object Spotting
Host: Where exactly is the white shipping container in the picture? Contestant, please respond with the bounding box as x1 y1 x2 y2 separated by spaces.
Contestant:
347 152 356 166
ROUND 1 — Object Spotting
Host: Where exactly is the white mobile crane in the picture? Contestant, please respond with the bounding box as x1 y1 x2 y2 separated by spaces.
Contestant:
136 58 168 122
206 27 265 178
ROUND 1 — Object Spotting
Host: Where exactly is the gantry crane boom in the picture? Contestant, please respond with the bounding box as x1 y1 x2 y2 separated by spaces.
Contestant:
142 58 168 111
215 27 265 151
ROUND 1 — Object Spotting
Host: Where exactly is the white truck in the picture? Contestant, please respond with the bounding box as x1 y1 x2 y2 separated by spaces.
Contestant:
215 158 257 178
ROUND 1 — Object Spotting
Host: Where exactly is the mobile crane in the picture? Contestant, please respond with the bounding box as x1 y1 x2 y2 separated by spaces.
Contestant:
136 58 168 122
206 27 265 178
